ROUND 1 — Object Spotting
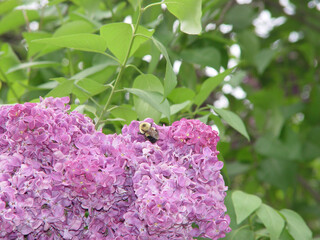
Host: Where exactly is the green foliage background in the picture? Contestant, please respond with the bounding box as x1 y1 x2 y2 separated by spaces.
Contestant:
0 0 319 239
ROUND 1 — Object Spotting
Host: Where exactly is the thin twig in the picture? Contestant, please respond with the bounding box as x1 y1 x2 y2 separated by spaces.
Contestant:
126 64 144 75
142 1 164 11
215 0 236 31
96 8 144 128
22 9 31 32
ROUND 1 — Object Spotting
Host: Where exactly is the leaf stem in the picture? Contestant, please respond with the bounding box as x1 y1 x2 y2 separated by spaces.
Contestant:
193 106 210 116
114 89 126 93
143 1 164 11
96 7 144 129
66 50 75 77
55 5 64 25
73 84 100 107
214 0 236 32
22 9 31 32
134 33 152 40
107 106 119 112
126 64 144 75
100 52 121 64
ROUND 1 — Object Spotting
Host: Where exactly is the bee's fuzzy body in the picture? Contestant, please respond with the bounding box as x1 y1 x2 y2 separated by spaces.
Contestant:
139 122 159 143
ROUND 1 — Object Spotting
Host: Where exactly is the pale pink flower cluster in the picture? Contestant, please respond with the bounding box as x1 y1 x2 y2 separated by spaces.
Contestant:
0 98 230 239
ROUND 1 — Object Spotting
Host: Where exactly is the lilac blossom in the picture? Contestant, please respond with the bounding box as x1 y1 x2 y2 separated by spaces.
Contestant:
0 98 230 239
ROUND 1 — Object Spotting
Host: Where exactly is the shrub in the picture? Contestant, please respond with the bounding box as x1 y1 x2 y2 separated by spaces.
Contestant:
0 98 230 239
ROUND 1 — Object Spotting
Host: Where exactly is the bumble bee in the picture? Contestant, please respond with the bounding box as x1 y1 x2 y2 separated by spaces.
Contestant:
139 122 159 143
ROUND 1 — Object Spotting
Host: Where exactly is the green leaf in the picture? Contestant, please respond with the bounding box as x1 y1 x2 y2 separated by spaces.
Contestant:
165 0 202 34
126 88 171 121
132 74 164 122
191 222 199 229
0 44 26 100
280 209 313 240
23 20 95 57
210 114 225 138
70 62 117 81
279 229 295 240
72 87 88 104
73 104 97 118
110 105 137 125
23 32 53 58
224 191 237 230
151 37 177 98
226 228 255 240
0 0 21 15
133 26 154 56
0 10 39 35
0 43 26 82
50 77 67 84
76 78 108 96
194 67 234 107
37 81 59 90
100 23 154 64
229 70 246 87
226 162 251 177
232 190 262 224
305 85 320 124
254 49 275 74
69 10 102 29
197 114 209 124
46 80 74 98
257 204 285 240
72 77 109 104
6 61 60 74
254 135 293 160
32 34 107 53
132 74 164 95
128 0 140 10
238 30 260 64
167 88 195 104
170 100 191 115
8 81 26 103
225 4 255 31
209 106 250 141
180 47 221 70
53 20 96 37
179 62 197 89
147 43 161 74
164 61 176 99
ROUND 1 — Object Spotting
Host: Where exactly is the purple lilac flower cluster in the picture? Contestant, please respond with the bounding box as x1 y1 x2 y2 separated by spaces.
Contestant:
0 98 230 240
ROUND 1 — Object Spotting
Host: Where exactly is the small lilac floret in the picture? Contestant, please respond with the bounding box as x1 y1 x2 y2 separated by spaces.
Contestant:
0 98 230 239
